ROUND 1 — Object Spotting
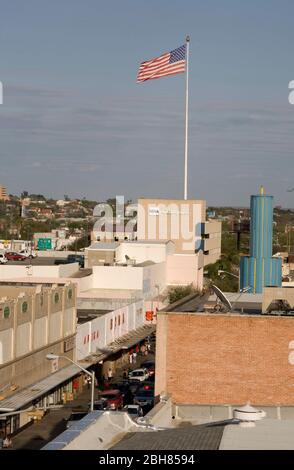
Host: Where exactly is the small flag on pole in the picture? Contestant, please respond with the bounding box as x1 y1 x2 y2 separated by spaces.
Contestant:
137 44 186 83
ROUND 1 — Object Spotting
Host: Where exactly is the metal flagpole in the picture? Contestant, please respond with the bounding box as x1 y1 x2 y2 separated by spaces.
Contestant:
184 35 190 200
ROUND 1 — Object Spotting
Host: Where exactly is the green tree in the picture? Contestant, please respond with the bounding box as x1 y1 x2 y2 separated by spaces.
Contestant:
168 285 199 304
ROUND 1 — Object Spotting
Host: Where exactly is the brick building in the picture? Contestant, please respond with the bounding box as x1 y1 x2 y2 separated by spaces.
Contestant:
155 295 294 406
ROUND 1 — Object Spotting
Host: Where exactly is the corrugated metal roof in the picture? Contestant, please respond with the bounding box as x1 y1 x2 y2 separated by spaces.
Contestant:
0 364 84 411
42 411 103 450
87 242 120 250
111 422 225 450
220 419 294 450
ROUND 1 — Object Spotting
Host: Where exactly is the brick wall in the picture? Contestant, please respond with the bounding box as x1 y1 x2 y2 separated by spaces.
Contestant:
155 312 294 405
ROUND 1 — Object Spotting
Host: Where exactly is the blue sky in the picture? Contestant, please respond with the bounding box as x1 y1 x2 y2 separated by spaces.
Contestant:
0 0 294 206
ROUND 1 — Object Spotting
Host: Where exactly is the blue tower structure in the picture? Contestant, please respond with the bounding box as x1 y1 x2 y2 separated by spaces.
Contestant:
239 186 282 293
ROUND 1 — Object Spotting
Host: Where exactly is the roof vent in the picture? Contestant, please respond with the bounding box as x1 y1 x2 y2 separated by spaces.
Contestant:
233 403 266 427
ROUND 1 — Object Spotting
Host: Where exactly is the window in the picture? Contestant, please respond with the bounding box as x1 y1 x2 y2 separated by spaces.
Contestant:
3 306 10 319
122 313 125 324
22 302 28 313
54 293 59 304
68 289 73 300
115 317 117 327
110 319 113 330
118 315 121 326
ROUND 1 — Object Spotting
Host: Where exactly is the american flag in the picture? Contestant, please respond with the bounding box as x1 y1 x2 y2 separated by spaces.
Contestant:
137 44 186 83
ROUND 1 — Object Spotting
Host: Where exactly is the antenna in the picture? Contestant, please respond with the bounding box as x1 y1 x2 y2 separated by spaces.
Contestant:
211 284 232 312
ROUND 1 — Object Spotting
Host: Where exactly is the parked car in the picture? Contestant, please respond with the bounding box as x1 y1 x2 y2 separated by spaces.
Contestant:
108 381 133 405
5 252 27 261
140 361 155 376
99 389 124 410
65 411 88 428
54 258 69 265
128 379 142 395
88 398 108 411
128 368 149 382
123 404 143 418
140 380 154 391
67 254 84 268
0 254 8 264
133 389 155 408
19 249 37 258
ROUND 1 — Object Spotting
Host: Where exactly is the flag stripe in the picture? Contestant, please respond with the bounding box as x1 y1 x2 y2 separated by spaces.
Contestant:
138 61 185 82
137 45 186 83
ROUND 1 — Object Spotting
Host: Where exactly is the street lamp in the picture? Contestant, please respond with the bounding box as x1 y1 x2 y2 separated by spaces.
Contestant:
217 269 251 293
217 270 239 280
46 354 95 412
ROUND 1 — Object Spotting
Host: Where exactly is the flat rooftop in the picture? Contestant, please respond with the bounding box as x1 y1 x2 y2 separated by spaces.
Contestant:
77 309 111 324
78 288 143 300
163 292 294 317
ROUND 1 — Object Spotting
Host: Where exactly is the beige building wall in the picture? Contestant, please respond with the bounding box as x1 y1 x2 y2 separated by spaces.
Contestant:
137 198 206 254
166 254 203 290
0 282 77 396
203 220 222 266
262 287 294 313
116 241 175 264
86 249 116 268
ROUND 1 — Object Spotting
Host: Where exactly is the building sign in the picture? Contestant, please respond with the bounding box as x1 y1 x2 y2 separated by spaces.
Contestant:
148 207 160 216
64 336 75 352
37 238 52 250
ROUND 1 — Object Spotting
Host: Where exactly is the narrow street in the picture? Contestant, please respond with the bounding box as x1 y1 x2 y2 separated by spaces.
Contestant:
6 351 155 450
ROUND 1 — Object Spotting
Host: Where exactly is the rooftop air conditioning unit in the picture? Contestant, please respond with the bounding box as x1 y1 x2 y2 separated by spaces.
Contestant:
233 403 266 427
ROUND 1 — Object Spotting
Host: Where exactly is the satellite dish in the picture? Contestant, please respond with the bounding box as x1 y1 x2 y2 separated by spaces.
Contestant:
211 284 232 312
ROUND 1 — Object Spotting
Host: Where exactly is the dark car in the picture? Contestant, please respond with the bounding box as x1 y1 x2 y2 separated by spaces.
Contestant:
133 389 155 408
106 381 129 393
140 380 154 391
88 398 108 411
65 411 88 428
67 254 85 268
140 361 155 376
5 252 27 261
128 379 142 395
54 259 69 265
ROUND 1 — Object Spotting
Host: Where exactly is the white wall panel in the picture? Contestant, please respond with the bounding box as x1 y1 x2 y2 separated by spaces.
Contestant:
0 328 13 364
15 323 31 357
64 307 75 336
49 311 62 343
33 317 47 350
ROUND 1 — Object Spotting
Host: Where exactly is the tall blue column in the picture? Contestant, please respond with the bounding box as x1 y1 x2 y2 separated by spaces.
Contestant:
240 187 282 293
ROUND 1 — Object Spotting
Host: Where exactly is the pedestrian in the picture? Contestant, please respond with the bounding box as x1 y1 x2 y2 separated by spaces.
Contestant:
123 369 128 380
132 351 137 364
103 374 110 389
129 353 133 365
107 368 113 381
86 376 91 390
3 435 12 449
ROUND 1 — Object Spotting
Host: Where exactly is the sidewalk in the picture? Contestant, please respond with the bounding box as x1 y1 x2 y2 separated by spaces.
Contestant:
4 386 99 451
